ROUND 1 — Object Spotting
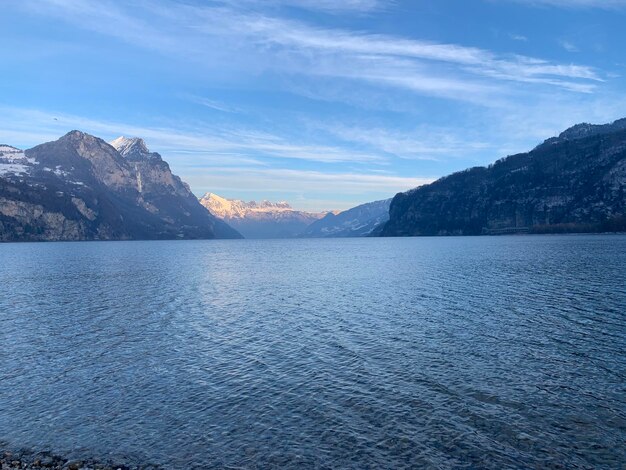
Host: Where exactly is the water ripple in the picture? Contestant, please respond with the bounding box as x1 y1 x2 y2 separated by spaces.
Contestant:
0 235 625 469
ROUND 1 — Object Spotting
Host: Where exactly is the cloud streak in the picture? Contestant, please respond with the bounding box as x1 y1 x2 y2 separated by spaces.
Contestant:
17 0 606 102
183 167 432 210
501 0 626 9
3 0 623 212
219 0 391 13
0 106 387 165
0 106 428 209
0 107 433 210
311 123 493 161
181 94 242 114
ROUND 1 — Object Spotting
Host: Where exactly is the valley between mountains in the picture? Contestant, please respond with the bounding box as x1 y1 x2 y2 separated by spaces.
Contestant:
1 118 625 242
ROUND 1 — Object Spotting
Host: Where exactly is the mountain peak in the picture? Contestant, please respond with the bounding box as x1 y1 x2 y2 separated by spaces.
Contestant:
541 118 626 147
202 192 229 204
64 130 86 138
110 136 148 153
110 136 162 161
558 123 598 140
60 130 98 142
55 131 118 156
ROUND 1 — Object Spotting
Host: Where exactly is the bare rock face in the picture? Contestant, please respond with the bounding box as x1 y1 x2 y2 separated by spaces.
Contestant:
0 131 242 241
110 136 190 199
69 131 136 190
0 197 88 241
381 118 626 237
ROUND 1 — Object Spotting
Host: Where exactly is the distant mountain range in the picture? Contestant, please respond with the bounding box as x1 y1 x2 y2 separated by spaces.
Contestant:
380 118 626 236
3 118 624 242
0 132 241 241
199 192 325 239
301 199 391 238
199 193 393 239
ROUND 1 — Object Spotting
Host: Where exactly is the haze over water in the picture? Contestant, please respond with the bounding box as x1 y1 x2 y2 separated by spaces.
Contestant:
1 236 625 469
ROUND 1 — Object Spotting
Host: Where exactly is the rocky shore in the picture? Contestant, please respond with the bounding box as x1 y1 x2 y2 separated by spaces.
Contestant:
1 450 160 470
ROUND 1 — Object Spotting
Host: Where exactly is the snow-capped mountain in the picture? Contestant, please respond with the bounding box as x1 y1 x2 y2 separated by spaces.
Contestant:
199 192 326 239
0 131 241 241
201 193 293 218
109 136 195 197
300 199 392 238
110 136 163 161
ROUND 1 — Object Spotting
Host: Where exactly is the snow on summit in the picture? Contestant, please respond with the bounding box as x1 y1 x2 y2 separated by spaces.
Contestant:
200 192 298 219
110 136 162 161
198 192 328 238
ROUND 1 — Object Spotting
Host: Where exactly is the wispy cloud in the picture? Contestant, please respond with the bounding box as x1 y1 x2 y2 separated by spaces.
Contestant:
219 0 391 13
509 33 528 41
183 167 432 210
0 106 388 165
180 94 242 114
500 0 626 9
4 0 623 211
17 0 606 102
232 13 602 90
311 123 492 161
0 106 428 211
559 40 579 52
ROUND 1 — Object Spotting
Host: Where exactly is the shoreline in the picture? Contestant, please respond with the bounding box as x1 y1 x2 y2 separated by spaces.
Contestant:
1 449 161 470
0 230 625 245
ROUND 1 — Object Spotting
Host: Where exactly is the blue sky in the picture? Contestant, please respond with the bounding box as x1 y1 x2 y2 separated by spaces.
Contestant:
1 0 625 211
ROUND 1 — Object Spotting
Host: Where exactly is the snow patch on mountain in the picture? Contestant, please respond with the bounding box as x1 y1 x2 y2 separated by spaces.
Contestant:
110 136 162 161
0 145 37 176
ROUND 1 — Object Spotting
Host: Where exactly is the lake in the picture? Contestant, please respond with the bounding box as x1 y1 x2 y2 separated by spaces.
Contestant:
1 236 625 469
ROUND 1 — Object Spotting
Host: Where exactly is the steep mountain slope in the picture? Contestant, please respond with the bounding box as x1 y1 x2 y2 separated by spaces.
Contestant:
199 192 325 239
109 137 240 239
0 131 241 241
301 199 391 238
381 119 626 236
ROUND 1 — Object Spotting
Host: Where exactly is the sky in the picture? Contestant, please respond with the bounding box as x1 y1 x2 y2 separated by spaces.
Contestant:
1 0 625 211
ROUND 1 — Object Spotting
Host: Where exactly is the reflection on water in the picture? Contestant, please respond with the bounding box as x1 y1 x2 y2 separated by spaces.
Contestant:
1 236 625 468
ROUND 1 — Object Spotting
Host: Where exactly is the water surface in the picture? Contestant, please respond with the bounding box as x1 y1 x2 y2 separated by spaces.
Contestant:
1 236 625 468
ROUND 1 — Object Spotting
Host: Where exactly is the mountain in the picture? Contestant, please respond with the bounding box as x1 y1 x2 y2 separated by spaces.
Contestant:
541 117 626 144
199 192 325 239
0 131 241 241
381 119 626 237
301 199 391 238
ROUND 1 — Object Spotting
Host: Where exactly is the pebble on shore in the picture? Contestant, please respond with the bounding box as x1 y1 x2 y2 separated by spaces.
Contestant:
1 450 161 470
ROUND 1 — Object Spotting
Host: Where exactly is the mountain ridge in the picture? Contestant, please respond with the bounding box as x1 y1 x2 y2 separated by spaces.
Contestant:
199 192 325 239
541 118 626 147
381 118 626 237
301 198 391 238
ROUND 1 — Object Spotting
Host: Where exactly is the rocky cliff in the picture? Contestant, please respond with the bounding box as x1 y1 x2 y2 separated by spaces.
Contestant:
0 131 241 241
381 119 626 236
199 192 325 239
